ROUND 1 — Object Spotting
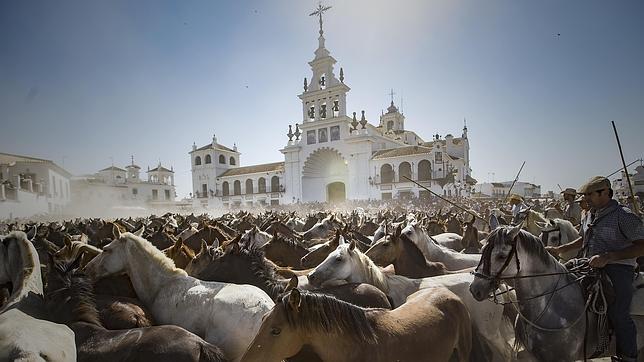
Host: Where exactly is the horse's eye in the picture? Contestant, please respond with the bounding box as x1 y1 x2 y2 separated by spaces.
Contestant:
271 327 281 336
335 256 342 262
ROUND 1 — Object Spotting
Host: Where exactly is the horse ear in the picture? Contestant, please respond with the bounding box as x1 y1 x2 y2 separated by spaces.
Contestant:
64 234 72 248
508 225 522 240
288 288 302 312
112 223 122 240
394 224 402 238
199 239 208 255
133 226 145 237
26 225 37 240
349 239 356 251
285 276 298 293
212 237 220 249
338 235 346 245
489 214 500 230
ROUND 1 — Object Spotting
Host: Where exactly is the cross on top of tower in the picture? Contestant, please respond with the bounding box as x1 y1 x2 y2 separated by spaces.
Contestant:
388 89 396 103
309 2 332 36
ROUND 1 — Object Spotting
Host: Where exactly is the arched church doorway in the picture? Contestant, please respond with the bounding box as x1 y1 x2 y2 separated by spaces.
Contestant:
301 148 349 202
327 182 346 203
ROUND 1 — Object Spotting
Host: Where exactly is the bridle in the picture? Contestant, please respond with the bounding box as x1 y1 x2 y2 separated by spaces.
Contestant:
472 230 520 285
540 226 560 247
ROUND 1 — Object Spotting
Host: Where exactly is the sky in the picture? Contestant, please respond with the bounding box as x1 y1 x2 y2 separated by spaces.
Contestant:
1 0 643 199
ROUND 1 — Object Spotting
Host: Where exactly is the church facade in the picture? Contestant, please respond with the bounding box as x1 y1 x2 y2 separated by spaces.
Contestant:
190 12 474 208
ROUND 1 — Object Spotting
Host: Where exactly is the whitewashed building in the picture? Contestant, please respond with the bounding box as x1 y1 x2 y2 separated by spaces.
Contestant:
474 181 542 199
70 159 177 213
612 165 644 199
0 152 72 219
190 9 475 208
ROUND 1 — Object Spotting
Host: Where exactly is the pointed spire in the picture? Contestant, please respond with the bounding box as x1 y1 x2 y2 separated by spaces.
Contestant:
192 142 197 151
303 77 308 92
339 67 344 83
233 143 237 151
360 110 367 129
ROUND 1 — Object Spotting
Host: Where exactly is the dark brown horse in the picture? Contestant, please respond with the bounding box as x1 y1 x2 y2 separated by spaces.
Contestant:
45 258 227 362
365 226 447 278
260 234 310 268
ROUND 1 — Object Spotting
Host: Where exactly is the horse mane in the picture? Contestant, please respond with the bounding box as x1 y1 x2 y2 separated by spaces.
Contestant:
280 290 377 343
351 248 389 292
270 235 308 250
233 243 283 299
49 260 102 326
125 233 187 276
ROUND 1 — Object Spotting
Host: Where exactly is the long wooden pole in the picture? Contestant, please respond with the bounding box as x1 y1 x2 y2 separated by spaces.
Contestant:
611 121 640 215
401 175 489 225
503 161 526 203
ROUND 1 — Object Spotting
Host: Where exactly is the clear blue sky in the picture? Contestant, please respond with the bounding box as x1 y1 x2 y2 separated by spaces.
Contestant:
1 0 642 198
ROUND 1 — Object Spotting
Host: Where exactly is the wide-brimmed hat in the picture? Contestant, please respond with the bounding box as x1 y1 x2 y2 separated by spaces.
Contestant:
508 194 523 202
578 176 611 194
560 188 577 196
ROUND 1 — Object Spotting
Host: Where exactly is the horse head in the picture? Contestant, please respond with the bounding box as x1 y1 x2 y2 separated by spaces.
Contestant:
469 225 524 301
307 237 358 287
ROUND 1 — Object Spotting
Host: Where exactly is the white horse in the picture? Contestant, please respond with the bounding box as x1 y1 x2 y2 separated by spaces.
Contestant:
240 226 273 248
535 218 581 261
84 230 274 361
403 223 481 270
469 225 644 361
0 231 76 362
430 232 465 251
307 240 515 361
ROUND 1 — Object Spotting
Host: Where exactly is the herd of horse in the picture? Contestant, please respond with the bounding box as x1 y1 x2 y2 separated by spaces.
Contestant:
0 207 643 361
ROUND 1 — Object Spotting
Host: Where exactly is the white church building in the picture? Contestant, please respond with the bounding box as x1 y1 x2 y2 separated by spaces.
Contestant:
190 8 475 208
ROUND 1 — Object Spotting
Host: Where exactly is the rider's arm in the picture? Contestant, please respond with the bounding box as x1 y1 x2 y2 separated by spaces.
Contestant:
548 236 583 256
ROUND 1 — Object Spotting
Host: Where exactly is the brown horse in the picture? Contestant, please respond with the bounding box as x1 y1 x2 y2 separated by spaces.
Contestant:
241 287 471 362
45 258 227 362
163 237 195 269
365 226 447 278
260 234 310 268
300 231 341 268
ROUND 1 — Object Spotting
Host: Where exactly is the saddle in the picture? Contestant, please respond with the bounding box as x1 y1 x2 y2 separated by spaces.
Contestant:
564 258 615 357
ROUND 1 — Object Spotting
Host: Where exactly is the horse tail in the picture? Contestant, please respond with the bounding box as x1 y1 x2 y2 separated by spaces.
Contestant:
198 341 226 362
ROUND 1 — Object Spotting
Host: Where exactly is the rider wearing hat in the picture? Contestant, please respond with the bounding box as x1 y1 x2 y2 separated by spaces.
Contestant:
561 187 582 225
547 176 644 362
505 194 528 221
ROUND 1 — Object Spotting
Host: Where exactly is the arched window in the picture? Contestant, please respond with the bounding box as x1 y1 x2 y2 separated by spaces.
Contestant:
230 157 236 165
219 155 226 164
245 179 253 194
381 164 394 184
271 176 280 192
222 181 229 196
258 177 266 193
418 160 431 181
398 162 411 181
387 121 394 131
233 180 241 195
194 156 202 166
205 154 212 164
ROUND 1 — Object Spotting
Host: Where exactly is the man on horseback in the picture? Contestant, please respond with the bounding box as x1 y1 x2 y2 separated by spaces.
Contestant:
561 187 582 225
547 176 644 362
